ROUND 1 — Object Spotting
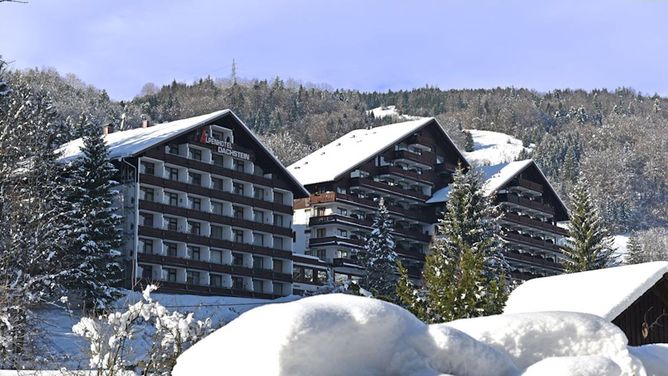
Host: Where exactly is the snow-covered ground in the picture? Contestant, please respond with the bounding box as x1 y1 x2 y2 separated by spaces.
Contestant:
366 105 424 121
32 290 298 369
174 294 666 376
464 129 532 166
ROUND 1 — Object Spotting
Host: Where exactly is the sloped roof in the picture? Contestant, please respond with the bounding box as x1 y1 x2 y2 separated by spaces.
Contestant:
504 262 668 321
288 118 438 186
426 159 533 204
58 110 230 162
57 110 309 197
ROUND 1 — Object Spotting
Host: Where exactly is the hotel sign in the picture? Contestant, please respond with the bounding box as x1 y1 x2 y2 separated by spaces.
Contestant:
199 129 251 160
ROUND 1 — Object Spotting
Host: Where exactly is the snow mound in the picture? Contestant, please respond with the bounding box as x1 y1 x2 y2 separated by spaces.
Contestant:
504 262 668 321
174 294 517 376
444 311 644 374
464 129 531 165
629 344 668 376
366 105 424 120
520 356 623 376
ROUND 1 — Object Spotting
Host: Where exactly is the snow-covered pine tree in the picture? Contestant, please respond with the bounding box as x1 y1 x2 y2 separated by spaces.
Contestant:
560 177 617 272
358 198 398 300
62 118 123 311
463 130 474 152
625 232 645 265
398 166 508 323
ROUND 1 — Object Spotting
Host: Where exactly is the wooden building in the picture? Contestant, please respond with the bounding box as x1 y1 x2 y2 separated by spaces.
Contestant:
58 110 309 299
505 261 668 346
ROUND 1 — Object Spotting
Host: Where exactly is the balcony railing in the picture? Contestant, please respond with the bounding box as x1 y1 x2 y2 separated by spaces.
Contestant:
392 149 434 166
377 165 434 184
504 250 563 272
308 214 431 242
309 236 366 248
502 212 568 236
307 192 436 223
513 178 544 194
136 279 283 299
503 232 561 253
497 193 555 215
350 177 429 201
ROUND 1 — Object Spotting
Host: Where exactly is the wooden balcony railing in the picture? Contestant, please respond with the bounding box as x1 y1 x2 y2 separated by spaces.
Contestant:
497 193 555 215
308 214 431 242
502 212 568 236
350 177 430 201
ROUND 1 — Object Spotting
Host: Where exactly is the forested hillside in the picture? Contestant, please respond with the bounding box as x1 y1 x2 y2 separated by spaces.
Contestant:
6 68 667 233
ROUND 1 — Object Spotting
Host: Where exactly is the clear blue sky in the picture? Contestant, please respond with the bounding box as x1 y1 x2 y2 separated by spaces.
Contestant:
2 0 667 100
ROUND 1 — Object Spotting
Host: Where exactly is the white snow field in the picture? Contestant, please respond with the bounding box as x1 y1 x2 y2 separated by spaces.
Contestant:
173 294 664 376
366 105 424 121
463 129 531 166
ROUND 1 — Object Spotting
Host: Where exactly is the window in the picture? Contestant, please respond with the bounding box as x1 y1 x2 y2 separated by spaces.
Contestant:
273 259 283 273
167 167 179 181
211 177 224 191
273 237 284 250
337 249 349 258
186 270 200 285
253 256 264 269
233 229 244 243
293 267 303 281
210 225 223 239
233 206 244 219
140 264 153 280
212 131 224 140
253 210 264 223
210 249 223 264
167 144 180 155
212 154 224 167
304 268 314 281
141 187 155 202
232 252 244 266
316 249 327 259
187 246 200 261
233 182 245 196
166 191 179 206
189 147 202 161
253 233 265 246
210 274 223 287
165 242 178 257
234 160 245 172
254 187 265 200
315 207 326 216
189 196 201 211
315 228 326 238
232 276 243 290
317 270 328 283
165 217 178 232
272 282 283 295
274 191 284 205
188 221 201 235
273 214 284 227
165 268 177 282
142 161 155 176
141 238 154 254
337 207 348 216
189 172 202 186
141 212 154 227
253 279 263 292
211 201 223 215
337 229 348 237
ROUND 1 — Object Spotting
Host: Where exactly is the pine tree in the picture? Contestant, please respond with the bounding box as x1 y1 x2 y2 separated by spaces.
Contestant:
358 198 398 300
463 130 475 152
561 177 617 272
398 167 508 323
63 120 123 311
625 232 645 265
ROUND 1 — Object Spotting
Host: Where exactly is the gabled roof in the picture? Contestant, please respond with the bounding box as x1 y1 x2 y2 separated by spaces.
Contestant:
504 262 668 321
57 110 309 197
288 118 465 187
426 159 533 204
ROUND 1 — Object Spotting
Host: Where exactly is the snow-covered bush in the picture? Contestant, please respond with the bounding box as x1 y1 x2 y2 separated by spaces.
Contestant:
73 285 211 375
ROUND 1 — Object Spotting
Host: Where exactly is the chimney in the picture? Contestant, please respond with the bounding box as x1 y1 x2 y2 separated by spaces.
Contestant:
142 119 150 128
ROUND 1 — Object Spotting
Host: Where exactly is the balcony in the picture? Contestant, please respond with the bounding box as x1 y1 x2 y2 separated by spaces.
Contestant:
308 214 431 242
513 178 544 194
434 161 458 174
350 177 429 201
137 280 282 299
504 250 563 272
503 232 561 253
306 192 436 223
497 193 555 215
502 212 568 236
392 149 434 166
309 236 365 248
377 165 434 184
407 134 432 149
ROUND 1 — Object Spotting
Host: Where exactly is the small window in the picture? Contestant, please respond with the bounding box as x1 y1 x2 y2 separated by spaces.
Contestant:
140 238 154 254
316 228 326 238
165 242 178 257
167 144 180 155
165 268 177 282
337 229 348 237
141 187 155 202
211 177 224 191
304 268 314 281
186 270 200 285
274 191 284 205
273 237 284 250
189 147 202 161
233 206 244 219
253 279 263 292
273 259 284 273
188 221 201 235
210 249 223 264
253 232 265 246
233 182 245 196
232 276 243 290
210 274 223 287
253 210 264 223
141 212 154 227
272 282 283 295
337 207 348 216
273 214 284 227
140 264 153 280
188 246 200 261
232 252 244 266
234 160 245 172
317 270 328 283
210 225 223 239
142 161 155 176
189 172 202 186
211 201 224 215
254 187 265 200
165 217 178 232
166 191 179 207
212 154 224 167
189 196 202 211
167 167 179 181
253 256 264 269
233 230 244 243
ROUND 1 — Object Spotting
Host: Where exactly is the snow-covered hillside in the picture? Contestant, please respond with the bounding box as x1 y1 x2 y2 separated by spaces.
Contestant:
174 294 667 376
464 129 532 166
366 105 424 121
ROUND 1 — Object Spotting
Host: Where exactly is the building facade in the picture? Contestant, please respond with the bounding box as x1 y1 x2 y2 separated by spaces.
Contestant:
289 118 468 291
59 110 309 299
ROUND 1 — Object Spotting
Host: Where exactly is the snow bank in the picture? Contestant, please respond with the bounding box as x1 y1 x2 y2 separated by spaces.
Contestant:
174 294 517 376
444 311 644 374
174 295 661 376
629 344 668 376
366 105 424 120
464 129 531 165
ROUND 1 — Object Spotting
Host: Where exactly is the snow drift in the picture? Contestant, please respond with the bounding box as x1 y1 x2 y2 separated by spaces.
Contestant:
173 294 664 376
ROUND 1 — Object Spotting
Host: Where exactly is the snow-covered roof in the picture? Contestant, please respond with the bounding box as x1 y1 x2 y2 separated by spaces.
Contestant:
288 118 434 186
426 159 533 204
57 110 231 162
504 261 668 321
